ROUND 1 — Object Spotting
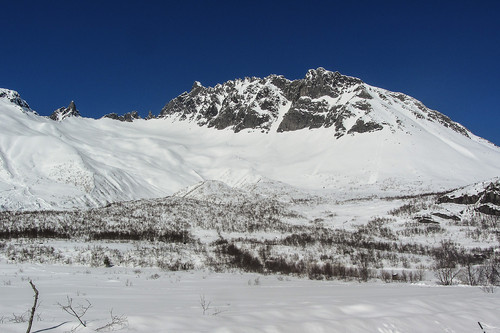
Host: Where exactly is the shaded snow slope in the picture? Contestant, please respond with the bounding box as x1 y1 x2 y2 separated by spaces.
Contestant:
1 69 500 211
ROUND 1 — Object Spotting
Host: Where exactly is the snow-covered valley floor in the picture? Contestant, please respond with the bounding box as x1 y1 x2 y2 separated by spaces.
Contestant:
1 261 499 333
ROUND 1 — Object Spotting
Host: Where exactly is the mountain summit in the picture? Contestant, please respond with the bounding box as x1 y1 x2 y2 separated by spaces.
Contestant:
159 68 470 139
49 101 81 121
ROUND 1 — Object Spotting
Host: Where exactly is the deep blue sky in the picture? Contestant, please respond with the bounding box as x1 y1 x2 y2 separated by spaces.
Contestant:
1 0 499 144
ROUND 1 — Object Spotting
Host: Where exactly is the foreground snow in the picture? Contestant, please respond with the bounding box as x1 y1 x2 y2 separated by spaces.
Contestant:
1 261 499 333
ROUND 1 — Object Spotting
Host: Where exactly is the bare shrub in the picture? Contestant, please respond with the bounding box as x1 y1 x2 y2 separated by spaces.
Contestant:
57 296 92 328
199 295 211 315
432 240 461 285
95 310 128 331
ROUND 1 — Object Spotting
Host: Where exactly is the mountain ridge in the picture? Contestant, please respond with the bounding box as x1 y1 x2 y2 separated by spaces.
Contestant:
158 68 471 139
1 69 499 211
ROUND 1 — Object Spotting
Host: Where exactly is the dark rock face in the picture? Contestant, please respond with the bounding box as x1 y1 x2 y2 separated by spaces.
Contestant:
480 182 500 205
432 212 461 221
347 119 383 134
160 76 283 132
103 113 120 120
103 111 141 122
277 108 325 132
159 68 367 135
438 193 480 205
277 97 330 132
282 68 361 102
49 101 81 121
145 111 156 120
157 67 471 139
438 180 500 216
123 111 141 122
477 205 500 216
355 86 373 99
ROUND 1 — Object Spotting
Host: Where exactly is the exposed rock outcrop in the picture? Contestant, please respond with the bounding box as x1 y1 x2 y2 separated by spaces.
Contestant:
0 89 36 114
158 68 471 138
102 111 141 122
50 101 80 121
438 179 500 216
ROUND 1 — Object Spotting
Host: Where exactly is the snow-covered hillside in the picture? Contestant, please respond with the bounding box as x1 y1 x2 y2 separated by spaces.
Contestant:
1 68 500 210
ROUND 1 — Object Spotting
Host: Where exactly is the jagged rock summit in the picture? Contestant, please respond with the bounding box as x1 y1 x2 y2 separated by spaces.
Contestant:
49 101 81 121
102 111 141 122
159 68 470 138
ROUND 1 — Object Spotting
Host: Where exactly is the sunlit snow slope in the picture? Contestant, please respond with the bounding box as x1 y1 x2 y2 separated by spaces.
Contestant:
1 68 500 210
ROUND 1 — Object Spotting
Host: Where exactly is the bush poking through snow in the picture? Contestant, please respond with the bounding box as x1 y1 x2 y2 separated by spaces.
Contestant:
103 256 113 268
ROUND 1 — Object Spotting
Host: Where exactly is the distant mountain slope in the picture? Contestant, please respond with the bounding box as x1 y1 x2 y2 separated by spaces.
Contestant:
1 68 500 210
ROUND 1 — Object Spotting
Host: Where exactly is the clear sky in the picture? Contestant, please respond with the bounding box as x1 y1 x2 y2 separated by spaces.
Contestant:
1 0 499 145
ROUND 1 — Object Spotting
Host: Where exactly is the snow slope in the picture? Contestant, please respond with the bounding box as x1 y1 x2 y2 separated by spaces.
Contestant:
1 68 500 210
1 263 499 333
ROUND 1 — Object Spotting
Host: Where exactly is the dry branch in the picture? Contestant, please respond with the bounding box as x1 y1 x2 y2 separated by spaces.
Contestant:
26 280 39 333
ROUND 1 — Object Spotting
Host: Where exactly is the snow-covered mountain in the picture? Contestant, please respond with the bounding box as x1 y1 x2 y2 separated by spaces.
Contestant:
49 101 80 121
159 67 471 138
1 68 500 211
0 89 36 114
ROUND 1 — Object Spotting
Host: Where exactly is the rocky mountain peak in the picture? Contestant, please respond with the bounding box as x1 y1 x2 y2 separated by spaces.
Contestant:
49 101 81 121
145 110 156 120
0 88 37 114
304 67 342 82
102 111 142 122
157 68 471 139
68 100 77 112
191 81 203 91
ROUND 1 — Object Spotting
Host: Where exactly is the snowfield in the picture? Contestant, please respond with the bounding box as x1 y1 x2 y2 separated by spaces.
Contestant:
2 69 500 333
1 262 500 333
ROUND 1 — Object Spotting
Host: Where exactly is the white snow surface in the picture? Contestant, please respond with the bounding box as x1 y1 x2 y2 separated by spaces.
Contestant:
1 86 500 210
1 262 499 333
